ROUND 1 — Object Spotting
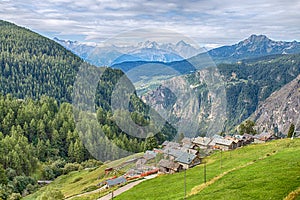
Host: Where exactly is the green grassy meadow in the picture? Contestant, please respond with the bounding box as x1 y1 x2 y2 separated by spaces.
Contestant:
115 139 300 200
25 139 300 200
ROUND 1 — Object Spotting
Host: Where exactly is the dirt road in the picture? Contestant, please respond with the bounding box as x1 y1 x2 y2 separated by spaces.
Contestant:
98 179 144 200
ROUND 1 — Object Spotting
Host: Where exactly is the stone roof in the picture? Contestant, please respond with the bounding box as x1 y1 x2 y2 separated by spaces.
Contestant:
193 137 212 146
144 150 157 160
158 159 180 170
175 152 197 165
188 149 198 155
181 137 192 145
254 132 274 141
106 176 127 187
164 149 183 158
162 141 181 150
212 138 234 146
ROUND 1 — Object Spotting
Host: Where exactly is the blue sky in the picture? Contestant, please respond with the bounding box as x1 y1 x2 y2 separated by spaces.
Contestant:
1 0 300 48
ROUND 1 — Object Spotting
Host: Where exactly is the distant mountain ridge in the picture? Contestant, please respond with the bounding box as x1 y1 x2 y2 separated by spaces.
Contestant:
54 38 201 66
104 35 300 78
206 34 300 63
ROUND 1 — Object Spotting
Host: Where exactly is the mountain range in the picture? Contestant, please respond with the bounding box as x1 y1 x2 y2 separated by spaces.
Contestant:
55 34 300 70
54 38 202 66
206 34 300 63
55 33 300 136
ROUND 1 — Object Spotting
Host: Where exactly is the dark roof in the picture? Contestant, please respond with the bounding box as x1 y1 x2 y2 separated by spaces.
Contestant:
254 132 274 141
175 152 197 165
163 149 183 158
163 142 180 149
158 159 180 169
106 176 127 187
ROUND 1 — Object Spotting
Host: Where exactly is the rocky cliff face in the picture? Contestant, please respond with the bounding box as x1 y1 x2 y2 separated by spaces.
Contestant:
142 53 300 135
142 68 227 137
251 74 300 135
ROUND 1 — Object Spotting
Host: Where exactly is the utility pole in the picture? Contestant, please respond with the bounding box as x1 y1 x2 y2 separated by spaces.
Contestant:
204 161 206 184
220 149 222 172
184 168 186 199
184 158 191 199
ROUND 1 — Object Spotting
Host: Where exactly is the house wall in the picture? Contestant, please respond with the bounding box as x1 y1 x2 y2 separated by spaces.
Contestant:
215 143 235 151
181 163 189 169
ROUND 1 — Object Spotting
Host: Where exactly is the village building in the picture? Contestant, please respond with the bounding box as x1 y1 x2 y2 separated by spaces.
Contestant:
136 158 147 169
162 147 201 170
162 141 181 150
253 132 275 143
158 159 182 174
211 138 236 150
106 176 127 188
225 136 244 148
144 150 157 160
175 152 201 169
241 134 255 145
181 137 193 146
163 149 184 160
192 137 212 149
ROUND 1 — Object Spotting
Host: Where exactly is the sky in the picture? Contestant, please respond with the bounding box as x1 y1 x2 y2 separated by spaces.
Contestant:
1 0 300 48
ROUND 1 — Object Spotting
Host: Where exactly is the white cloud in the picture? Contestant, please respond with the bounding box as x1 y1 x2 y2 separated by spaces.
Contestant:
0 0 299 46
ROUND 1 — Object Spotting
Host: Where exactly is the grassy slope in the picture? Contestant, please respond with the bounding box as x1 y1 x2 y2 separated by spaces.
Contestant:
115 139 300 200
23 153 143 200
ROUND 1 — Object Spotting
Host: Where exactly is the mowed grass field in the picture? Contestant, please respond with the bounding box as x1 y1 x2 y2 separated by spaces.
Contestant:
115 139 300 200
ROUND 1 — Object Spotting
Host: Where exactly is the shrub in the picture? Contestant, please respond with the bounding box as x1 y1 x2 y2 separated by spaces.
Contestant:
37 188 64 200
82 185 98 193
71 177 83 183
8 193 21 200
81 159 102 169
42 166 55 180
12 176 35 194
63 163 81 175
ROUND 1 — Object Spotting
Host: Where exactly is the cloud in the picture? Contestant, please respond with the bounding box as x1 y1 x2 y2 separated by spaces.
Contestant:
0 0 299 46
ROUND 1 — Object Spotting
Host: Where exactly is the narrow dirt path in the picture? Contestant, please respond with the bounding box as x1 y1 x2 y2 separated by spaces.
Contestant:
284 186 300 200
97 180 144 200
65 185 107 200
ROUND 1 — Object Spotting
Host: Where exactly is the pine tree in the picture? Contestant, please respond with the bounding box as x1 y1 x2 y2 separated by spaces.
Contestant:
144 133 158 151
73 139 84 163
287 123 295 138
0 164 7 185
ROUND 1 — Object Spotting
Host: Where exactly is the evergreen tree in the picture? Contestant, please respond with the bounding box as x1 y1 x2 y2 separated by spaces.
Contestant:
287 123 295 138
239 120 257 135
144 133 158 151
0 164 7 185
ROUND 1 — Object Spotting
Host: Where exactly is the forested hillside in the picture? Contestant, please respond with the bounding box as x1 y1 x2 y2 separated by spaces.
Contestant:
0 20 82 102
0 20 177 199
